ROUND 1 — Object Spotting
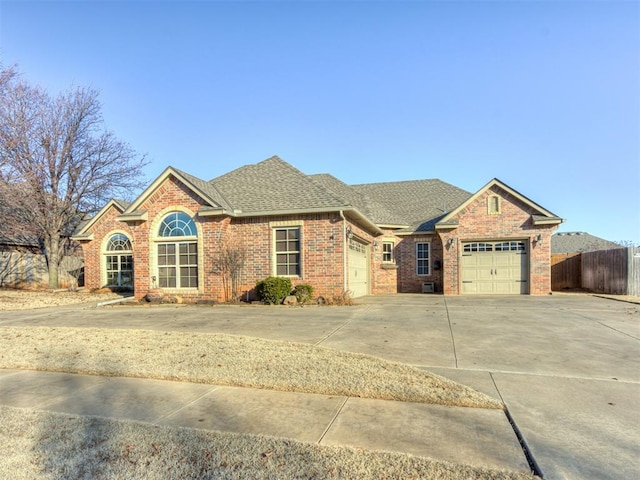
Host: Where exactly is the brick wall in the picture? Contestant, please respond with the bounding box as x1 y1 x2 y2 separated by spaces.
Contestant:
370 229 399 295
225 213 345 301
80 177 556 299
78 204 134 290
79 176 351 301
395 235 444 293
439 185 556 295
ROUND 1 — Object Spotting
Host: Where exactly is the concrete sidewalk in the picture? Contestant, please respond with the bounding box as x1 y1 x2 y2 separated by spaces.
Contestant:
0 368 531 474
2 293 637 478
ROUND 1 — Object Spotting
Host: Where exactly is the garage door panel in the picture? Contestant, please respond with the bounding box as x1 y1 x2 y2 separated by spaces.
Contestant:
348 238 369 298
461 241 529 295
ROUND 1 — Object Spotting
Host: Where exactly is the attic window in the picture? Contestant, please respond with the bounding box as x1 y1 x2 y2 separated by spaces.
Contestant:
488 195 501 215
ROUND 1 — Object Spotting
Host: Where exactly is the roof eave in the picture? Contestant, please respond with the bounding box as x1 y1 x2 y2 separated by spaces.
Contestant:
395 229 437 237
197 207 231 217
235 206 340 217
70 233 94 242
435 221 459 230
376 223 411 230
532 216 564 226
344 208 385 235
117 211 148 223
235 206 384 235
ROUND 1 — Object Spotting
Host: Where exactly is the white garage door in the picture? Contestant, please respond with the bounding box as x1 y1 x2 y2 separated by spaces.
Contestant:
348 238 369 297
461 241 529 294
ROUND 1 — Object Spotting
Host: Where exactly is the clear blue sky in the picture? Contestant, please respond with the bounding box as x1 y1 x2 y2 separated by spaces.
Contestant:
1 0 638 243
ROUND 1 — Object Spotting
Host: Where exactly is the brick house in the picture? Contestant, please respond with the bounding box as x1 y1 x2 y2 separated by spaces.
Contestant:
73 156 563 300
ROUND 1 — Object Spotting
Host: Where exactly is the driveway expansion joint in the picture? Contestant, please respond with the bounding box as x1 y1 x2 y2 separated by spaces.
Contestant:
317 396 349 444
503 405 545 478
443 297 458 368
314 305 371 346
153 385 220 423
489 372 543 478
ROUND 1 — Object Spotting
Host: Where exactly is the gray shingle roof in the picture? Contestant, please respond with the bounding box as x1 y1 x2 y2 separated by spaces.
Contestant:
551 232 621 254
111 156 483 234
0 232 40 248
209 156 349 213
309 174 397 224
172 168 233 211
202 157 472 231
351 179 472 230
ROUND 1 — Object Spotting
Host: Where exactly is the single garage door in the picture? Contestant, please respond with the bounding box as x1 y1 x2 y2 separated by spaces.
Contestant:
348 237 369 297
461 241 529 294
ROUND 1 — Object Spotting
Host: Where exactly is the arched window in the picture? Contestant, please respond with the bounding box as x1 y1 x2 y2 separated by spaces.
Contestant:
105 234 133 288
157 212 198 288
159 212 197 237
106 234 133 251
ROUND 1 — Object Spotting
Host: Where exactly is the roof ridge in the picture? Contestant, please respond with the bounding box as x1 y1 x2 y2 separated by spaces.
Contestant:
172 166 233 211
304 172 352 208
350 178 441 188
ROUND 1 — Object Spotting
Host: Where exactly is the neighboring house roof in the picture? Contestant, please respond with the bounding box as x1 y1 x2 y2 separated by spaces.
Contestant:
0 232 41 249
551 232 621 254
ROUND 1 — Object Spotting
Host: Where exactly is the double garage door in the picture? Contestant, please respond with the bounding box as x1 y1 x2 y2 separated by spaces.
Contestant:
461 241 529 294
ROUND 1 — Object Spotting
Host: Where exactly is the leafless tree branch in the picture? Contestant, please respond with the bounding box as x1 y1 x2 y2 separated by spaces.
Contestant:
0 65 149 288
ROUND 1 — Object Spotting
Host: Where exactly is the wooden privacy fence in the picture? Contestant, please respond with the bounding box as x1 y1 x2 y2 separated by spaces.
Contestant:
552 247 640 296
0 250 83 288
551 253 581 290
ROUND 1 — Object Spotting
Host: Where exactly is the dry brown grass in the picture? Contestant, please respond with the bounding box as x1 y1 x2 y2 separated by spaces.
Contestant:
0 406 538 480
0 287 121 311
0 326 501 408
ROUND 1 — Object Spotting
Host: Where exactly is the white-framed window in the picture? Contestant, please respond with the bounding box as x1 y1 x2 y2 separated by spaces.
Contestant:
157 212 198 288
382 241 394 263
105 233 133 288
274 227 301 276
416 242 430 276
464 242 493 253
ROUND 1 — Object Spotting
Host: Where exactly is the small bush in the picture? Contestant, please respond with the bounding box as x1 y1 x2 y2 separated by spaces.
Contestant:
293 284 314 304
255 277 292 305
320 290 353 306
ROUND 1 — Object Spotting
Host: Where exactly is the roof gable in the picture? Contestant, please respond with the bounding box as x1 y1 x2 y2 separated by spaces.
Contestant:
72 199 128 239
121 166 225 216
436 178 562 229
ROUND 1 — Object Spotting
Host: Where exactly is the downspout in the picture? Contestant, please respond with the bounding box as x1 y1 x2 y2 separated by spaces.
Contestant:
339 210 348 292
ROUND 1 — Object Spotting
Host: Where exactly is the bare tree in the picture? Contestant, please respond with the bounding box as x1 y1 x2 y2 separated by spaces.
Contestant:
0 66 148 288
214 237 247 302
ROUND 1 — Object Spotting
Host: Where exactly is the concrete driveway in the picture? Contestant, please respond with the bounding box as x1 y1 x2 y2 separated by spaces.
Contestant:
1 293 638 479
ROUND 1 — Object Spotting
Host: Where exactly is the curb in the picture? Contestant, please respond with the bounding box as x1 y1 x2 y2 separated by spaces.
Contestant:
96 296 137 307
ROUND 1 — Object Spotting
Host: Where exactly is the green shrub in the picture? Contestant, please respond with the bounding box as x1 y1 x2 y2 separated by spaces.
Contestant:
255 277 292 305
293 284 314 304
